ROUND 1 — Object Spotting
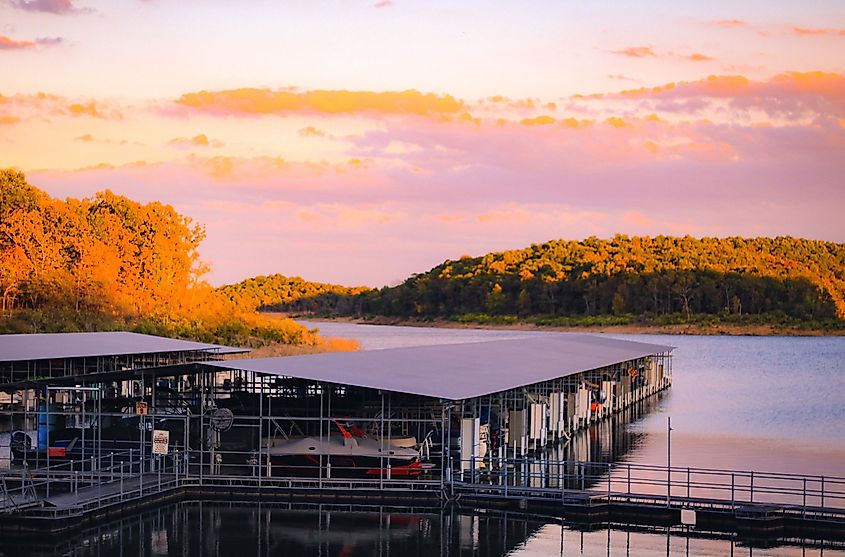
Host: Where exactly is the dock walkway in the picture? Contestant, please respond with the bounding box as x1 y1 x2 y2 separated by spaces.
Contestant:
2 453 844 542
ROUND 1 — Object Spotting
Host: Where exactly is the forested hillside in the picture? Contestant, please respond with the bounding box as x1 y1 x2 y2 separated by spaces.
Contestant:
0 169 339 349
363 236 845 326
245 236 845 329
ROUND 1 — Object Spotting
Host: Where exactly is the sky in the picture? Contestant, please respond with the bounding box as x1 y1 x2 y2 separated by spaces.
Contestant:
1 0 844 287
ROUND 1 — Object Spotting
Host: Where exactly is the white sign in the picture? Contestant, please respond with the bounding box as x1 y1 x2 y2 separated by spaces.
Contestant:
152 429 170 455
680 509 697 527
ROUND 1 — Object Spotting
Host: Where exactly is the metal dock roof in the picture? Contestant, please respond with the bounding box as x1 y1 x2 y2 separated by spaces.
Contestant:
204 334 673 400
0 331 247 362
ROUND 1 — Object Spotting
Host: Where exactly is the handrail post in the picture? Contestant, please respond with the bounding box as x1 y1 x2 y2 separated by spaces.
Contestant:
730 473 734 507
750 471 754 503
802 478 807 518
627 463 631 495
821 476 825 508
686 467 690 499
580 462 585 491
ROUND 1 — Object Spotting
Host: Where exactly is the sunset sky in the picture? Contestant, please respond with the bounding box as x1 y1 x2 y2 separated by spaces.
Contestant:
2 0 844 286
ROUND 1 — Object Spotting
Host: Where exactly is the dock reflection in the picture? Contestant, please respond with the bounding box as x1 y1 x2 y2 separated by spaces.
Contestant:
4 501 843 557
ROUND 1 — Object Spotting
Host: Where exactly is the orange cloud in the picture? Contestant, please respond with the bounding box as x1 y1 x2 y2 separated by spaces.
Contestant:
792 27 845 37
615 75 750 98
609 46 656 58
560 117 592 128
0 115 21 125
688 53 715 62
299 126 326 137
520 115 556 126
169 134 222 149
599 72 845 119
0 35 62 49
67 101 109 118
605 117 631 128
0 35 35 50
768 71 844 96
174 88 465 117
710 19 746 27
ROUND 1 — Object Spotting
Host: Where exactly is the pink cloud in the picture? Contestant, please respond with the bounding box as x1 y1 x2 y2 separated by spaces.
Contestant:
709 19 747 28
607 74 640 82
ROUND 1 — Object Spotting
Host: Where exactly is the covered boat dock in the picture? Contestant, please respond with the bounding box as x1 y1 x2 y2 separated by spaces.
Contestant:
3 330 842 541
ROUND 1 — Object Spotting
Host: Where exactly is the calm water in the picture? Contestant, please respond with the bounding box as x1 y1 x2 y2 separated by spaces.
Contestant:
5 502 843 557
303 322 845 478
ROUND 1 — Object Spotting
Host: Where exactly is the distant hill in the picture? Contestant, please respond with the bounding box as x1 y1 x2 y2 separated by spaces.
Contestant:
367 235 845 326
217 274 372 314
241 235 845 330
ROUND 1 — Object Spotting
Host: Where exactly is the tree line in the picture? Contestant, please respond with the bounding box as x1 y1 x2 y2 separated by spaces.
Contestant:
245 236 845 328
218 274 370 314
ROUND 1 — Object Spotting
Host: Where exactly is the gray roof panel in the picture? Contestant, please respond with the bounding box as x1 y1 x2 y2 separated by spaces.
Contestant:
204 334 672 400
0 331 246 362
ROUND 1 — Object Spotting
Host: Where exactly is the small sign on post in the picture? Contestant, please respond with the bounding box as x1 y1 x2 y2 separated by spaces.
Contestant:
680 508 697 527
135 401 148 416
152 429 169 455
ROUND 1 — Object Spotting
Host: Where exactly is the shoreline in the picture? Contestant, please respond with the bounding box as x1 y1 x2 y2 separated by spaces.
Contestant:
293 315 845 337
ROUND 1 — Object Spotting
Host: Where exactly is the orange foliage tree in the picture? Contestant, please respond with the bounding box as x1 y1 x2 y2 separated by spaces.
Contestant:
0 169 331 348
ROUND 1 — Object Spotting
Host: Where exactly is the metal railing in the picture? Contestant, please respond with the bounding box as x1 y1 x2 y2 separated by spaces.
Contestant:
4 451 844 522
0 448 186 516
452 457 845 517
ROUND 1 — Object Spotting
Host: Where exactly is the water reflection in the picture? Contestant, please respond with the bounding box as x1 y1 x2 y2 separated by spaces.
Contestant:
5 502 843 557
